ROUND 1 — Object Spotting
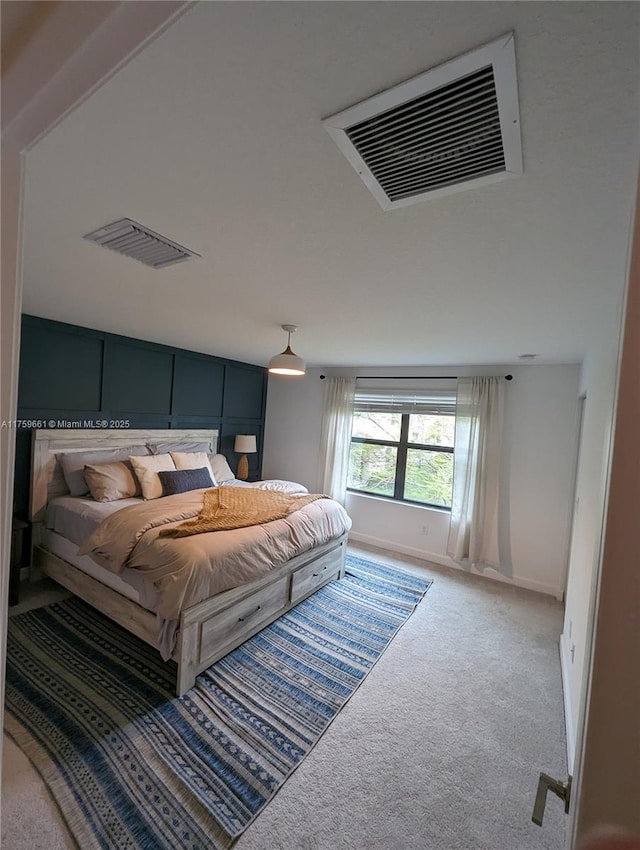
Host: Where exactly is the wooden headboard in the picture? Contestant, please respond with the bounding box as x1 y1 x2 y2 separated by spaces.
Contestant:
30 428 219 523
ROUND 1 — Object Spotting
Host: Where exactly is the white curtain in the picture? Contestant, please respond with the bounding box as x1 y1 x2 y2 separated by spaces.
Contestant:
447 376 505 567
318 376 356 504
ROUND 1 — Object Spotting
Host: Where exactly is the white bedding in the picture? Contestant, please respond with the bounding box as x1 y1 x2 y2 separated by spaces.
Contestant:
41 478 328 661
78 488 350 620
41 528 143 604
44 478 309 545
45 495 143 546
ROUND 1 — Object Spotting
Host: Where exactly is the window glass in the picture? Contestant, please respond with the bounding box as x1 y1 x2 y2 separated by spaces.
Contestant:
348 443 397 497
352 411 402 442
408 414 455 447
403 449 453 508
348 396 455 509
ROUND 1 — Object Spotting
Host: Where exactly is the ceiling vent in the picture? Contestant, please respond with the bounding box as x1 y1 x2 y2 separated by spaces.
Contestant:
323 33 522 210
83 218 200 268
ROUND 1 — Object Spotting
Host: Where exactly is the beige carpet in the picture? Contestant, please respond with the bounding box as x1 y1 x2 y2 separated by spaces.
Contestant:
2 544 567 849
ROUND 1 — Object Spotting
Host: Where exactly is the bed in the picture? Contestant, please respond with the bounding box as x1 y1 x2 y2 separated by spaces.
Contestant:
30 428 351 694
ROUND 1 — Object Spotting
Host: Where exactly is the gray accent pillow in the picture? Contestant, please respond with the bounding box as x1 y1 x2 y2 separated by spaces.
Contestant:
84 460 142 502
147 441 211 455
158 467 214 496
56 446 149 496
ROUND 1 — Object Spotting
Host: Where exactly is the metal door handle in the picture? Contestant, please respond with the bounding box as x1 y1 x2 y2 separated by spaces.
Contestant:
532 772 572 826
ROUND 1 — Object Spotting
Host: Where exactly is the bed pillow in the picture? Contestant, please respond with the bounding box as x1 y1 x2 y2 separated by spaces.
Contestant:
129 453 176 500
84 460 142 502
170 451 215 482
158 467 214 496
56 446 149 497
147 441 211 455
209 453 235 483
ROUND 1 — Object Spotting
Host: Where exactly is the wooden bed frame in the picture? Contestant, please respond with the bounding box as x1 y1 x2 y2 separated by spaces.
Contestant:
30 429 347 695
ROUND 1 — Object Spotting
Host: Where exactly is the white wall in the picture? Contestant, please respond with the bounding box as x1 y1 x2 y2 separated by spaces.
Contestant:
264 363 581 599
559 331 624 771
263 368 326 490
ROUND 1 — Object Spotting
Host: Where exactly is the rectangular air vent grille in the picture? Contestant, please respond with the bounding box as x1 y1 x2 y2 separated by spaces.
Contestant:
83 218 200 268
346 67 504 203
324 33 522 209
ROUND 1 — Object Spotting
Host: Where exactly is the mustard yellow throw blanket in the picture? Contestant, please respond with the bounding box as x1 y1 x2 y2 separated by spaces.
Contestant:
160 486 328 538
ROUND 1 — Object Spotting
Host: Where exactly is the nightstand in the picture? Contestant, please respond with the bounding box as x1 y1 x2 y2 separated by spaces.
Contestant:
10 519 28 607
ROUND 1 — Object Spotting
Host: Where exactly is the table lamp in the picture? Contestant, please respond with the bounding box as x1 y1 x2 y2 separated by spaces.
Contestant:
234 434 256 480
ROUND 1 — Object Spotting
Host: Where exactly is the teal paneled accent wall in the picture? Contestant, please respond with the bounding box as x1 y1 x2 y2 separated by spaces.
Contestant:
13 315 267 516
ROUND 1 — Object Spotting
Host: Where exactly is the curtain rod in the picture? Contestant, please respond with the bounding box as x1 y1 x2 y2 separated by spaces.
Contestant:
319 374 513 381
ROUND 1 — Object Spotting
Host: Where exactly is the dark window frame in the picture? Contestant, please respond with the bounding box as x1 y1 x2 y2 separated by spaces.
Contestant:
348 411 454 510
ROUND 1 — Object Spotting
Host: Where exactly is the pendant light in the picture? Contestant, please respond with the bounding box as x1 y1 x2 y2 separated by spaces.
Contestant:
268 325 306 376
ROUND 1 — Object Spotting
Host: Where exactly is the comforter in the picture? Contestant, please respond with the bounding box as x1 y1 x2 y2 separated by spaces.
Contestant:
78 487 351 621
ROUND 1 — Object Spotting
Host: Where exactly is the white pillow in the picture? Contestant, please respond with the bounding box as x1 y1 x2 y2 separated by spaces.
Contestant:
129 453 176 500
209 453 235 483
170 451 215 483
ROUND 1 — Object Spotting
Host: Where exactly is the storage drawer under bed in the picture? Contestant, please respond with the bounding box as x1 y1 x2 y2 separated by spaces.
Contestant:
200 574 290 650
290 549 342 603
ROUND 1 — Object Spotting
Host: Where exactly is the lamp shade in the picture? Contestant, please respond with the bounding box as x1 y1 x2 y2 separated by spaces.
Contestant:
234 434 257 454
268 325 306 375
268 346 306 376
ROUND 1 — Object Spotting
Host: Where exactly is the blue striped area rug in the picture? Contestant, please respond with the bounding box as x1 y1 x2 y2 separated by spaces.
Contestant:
5 555 431 850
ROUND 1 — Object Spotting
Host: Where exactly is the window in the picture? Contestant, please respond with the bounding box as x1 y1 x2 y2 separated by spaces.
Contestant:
347 385 455 509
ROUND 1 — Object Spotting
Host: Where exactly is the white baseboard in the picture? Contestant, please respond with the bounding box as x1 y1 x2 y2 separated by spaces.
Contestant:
558 632 576 772
347 531 562 598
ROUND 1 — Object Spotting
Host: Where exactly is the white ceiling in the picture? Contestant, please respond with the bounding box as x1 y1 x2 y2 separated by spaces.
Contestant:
20 2 639 369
